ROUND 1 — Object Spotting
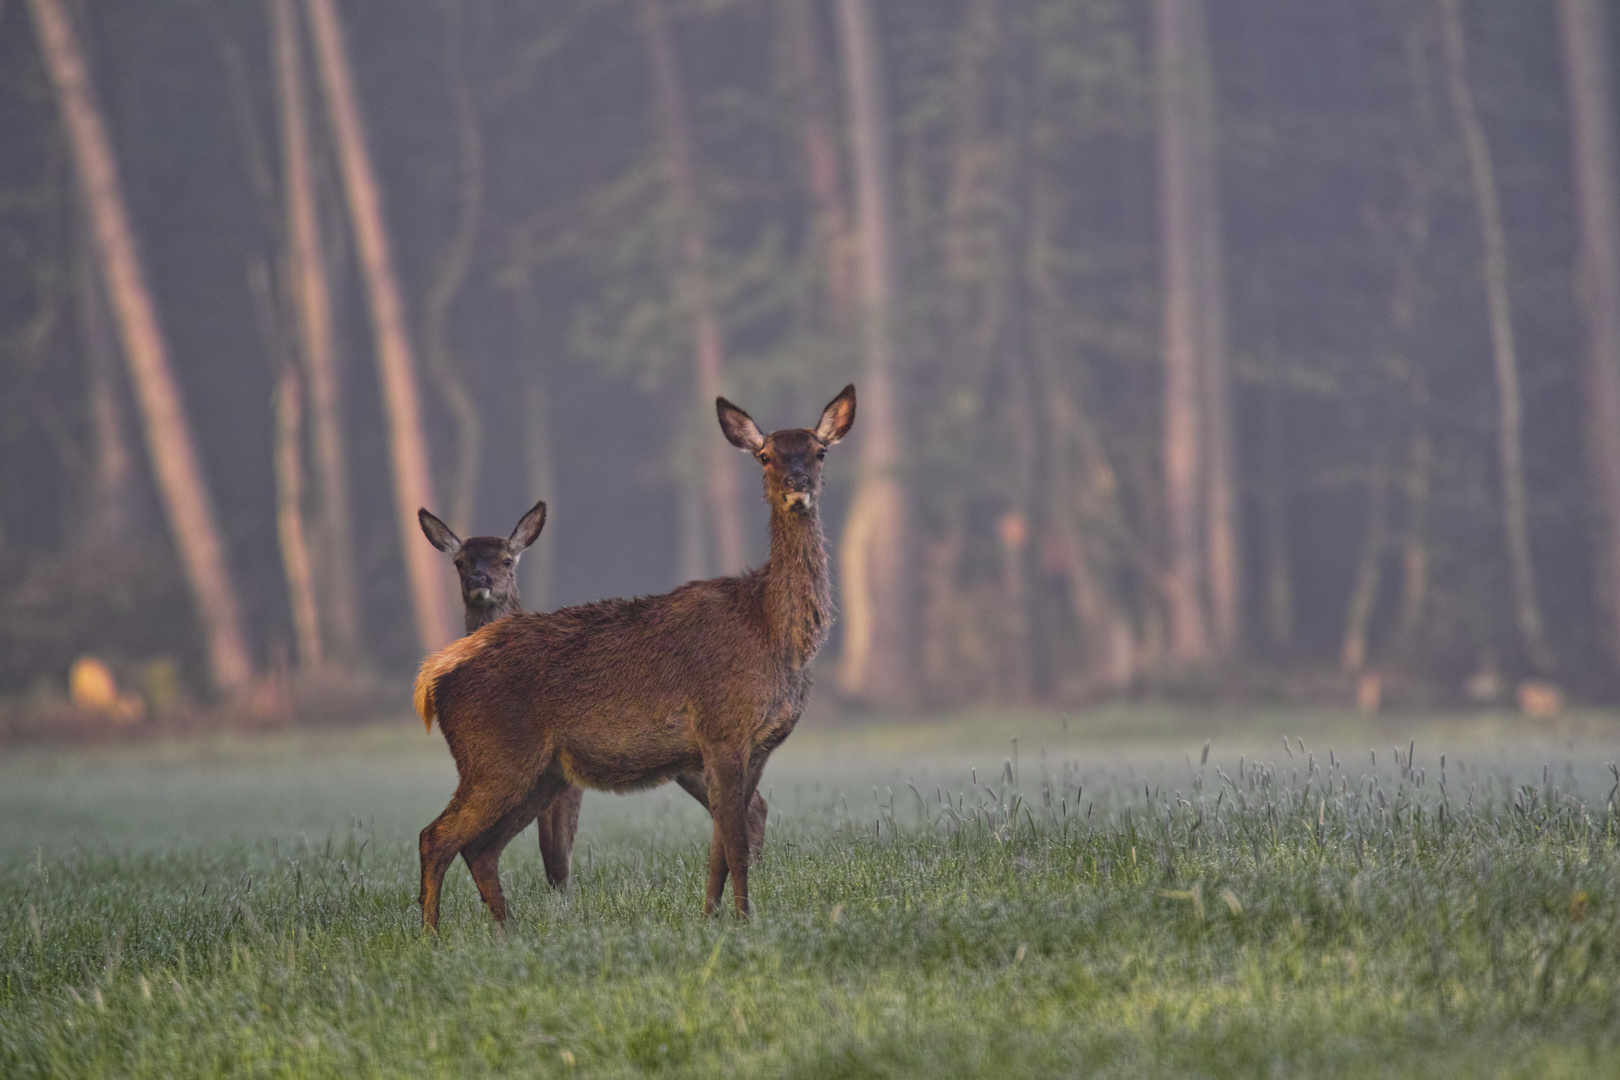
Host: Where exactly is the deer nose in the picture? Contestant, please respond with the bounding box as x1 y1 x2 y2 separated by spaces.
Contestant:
785 474 811 493
466 571 491 591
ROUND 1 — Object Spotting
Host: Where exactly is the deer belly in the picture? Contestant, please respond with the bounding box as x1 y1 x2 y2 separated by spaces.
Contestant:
554 712 697 793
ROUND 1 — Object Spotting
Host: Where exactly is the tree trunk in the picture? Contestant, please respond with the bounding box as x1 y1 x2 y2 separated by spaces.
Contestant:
834 0 913 706
273 359 324 671
785 0 856 328
28 0 255 693
1438 0 1554 672
76 209 138 555
522 372 558 613
640 0 746 578
422 0 484 537
1340 464 1390 672
1259 366 1293 652
304 0 455 655
269 0 361 662
1153 0 1215 665
248 259 324 672
1558 0 1620 675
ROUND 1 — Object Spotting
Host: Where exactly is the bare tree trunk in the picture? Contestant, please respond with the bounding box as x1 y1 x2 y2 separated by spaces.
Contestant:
274 359 324 671
304 0 455 654
29 0 255 693
1396 395 1432 645
269 0 361 662
786 0 856 328
640 0 745 578
76 209 137 554
1259 366 1293 652
248 259 324 672
834 0 913 706
1153 0 1213 665
1438 0 1554 672
1340 464 1390 672
422 0 484 537
522 373 558 612
1558 0 1620 674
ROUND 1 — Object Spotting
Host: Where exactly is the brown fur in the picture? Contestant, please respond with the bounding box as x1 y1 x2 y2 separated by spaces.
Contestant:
415 386 855 928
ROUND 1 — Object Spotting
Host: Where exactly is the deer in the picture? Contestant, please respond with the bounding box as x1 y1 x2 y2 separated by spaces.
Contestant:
412 385 855 928
417 484 774 906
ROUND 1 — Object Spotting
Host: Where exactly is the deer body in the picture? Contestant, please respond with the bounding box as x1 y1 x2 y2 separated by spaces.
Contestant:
419 500 769 894
415 386 854 926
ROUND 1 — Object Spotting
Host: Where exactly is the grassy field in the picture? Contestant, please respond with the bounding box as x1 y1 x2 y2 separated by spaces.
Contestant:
3 705 1620 1077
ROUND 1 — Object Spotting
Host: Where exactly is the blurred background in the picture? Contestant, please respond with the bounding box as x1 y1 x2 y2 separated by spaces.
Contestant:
1 0 1618 733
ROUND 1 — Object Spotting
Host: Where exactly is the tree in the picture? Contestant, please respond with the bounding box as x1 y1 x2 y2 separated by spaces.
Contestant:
1153 0 1236 663
27 0 255 693
1558 0 1620 676
269 0 361 662
1437 0 1554 673
304 0 456 655
833 0 913 705
640 0 746 579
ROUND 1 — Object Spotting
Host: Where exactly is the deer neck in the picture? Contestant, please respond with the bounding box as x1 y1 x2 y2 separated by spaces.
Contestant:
763 503 832 665
464 594 522 634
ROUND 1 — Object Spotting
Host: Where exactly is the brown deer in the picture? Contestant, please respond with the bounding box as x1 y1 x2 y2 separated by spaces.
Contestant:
418 500 768 895
413 385 855 927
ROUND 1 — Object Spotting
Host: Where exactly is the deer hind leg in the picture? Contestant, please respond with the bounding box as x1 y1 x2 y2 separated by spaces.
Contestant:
462 774 572 924
535 785 584 889
677 771 768 864
420 783 521 931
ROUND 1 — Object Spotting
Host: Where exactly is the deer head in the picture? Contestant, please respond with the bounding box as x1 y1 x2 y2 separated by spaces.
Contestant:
418 499 547 628
717 384 856 516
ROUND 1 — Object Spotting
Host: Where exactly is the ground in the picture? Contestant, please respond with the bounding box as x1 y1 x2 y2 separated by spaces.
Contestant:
2 704 1619 1077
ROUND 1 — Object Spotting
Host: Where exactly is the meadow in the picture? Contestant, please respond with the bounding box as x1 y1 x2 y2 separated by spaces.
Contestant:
2 705 1619 1077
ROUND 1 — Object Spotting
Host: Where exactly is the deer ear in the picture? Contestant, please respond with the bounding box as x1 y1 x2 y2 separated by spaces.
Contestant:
418 508 462 554
717 397 767 453
815 384 857 445
508 499 547 554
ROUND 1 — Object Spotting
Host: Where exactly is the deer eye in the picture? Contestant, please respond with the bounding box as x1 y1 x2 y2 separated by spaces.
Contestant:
502 558 513 567
757 452 771 465
816 448 827 461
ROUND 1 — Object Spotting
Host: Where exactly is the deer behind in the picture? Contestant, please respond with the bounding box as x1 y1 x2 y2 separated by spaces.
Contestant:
419 499 582 888
414 385 855 927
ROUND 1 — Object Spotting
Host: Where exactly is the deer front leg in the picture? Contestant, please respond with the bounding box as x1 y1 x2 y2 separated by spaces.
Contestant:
701 752 753 918
676 772 768 863
535 785 583 888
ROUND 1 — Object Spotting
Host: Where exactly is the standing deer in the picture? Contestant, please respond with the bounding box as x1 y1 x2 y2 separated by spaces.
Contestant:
414 385 855 927
417 489 771 902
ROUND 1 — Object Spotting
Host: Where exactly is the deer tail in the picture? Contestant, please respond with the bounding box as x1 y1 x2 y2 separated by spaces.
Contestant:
414 632 491 733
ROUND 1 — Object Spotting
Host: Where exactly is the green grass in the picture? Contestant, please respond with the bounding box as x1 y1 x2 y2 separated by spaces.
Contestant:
3 710 1620 1077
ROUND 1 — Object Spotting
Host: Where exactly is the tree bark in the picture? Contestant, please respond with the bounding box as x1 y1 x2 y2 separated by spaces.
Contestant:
1558 0 1620 674
639 0 746 578
834 0 913 705
76 208 138 555
304 0 456 655
785 0 856 328
1438 0 1554 672
1340 464 1390 672
270 0 360 662
273 359 324 671
28 0 255 693
422 0 485 537
1153 0 1216 665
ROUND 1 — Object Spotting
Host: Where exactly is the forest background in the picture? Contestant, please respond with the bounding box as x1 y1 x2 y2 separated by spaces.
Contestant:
2 0 1618 728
